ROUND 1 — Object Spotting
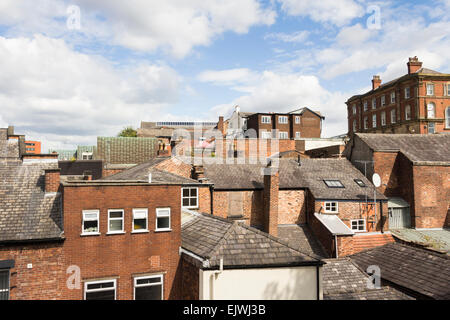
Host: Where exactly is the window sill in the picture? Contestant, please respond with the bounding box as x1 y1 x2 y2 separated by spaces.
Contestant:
182 207 199 210
155 229 172 233
131 230 149 234
106 231 126 235
81 232 101 237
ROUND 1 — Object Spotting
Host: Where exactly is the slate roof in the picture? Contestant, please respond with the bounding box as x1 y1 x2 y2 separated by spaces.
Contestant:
391 228 450 254
277 224 327 258
202 158 385 200
350 243 450 300
0 139 20 159
181 212 322 269
96 136 158 165
101 158 200 185
356 133 450 164
322 258 413 300
0 161 63 242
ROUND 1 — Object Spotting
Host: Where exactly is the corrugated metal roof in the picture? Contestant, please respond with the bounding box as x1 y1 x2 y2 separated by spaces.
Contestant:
388 197 410 208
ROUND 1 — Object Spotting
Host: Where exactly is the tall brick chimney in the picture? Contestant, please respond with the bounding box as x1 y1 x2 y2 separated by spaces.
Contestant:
407 56 422 74
217 116 224 136
372 75 382 90
45 168 61 193
263 161 279 237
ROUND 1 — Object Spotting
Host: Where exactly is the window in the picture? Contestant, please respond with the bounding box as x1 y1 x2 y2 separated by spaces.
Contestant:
427 103 435 118
405 105 411 120
363 117 368 129
295 132 301 138
372 114 377 128
295 116 300 124
84 279 116 300
324 180 344 188
363 101 368 112
428 122 435 134
260 131 272 139
278 131 288 139
381 112 386 126
352 105 356 115
447 83 450 96
0 270 10 300
278 116 288 124
82 210 99 235
391 109 396 124
351 219 366 232
108 209 124 234
156 208 171 231
324 202 338 213
390 92 395 104
404 87 410 99
352 120 356 132
354 179 366 187
133 209 148 232
426 83 434 96
261 116 271 124
372 98 376 109
182 187 198 208
82 152 93 160
446 107 450 128
134 275 163 300
381 95 386 106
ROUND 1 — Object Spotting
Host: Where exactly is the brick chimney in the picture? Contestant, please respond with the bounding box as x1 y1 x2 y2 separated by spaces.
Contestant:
407 56 422 74
45 168 61 193
217 116 224 136
263 162 279 237
372 75 382 90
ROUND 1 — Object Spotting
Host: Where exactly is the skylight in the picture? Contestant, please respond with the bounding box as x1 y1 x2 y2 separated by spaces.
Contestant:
354 179 366 187
324 180 344 188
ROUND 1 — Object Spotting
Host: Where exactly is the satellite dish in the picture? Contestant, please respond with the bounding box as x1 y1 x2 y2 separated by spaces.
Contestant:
372 173 381 187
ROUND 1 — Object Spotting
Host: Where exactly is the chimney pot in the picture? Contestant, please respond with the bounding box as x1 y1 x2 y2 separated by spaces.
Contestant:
407 56 422 74
372 75 382 90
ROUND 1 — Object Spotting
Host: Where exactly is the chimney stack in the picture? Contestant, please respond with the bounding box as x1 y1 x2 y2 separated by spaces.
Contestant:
217 116 224 136
263 161 279 237
372 75 382 90
407 56 422 74
45 168 61 193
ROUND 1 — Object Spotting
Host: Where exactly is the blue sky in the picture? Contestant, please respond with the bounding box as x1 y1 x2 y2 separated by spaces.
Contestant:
0 0 449 151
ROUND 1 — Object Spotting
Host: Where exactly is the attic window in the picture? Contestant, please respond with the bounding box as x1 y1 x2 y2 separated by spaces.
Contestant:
354 179 366 187
324 180 344 188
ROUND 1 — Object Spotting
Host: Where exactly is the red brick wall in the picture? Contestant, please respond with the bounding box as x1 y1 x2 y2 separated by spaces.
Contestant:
154 157 192 178
308 213 334 258
198 186 211 214
45 169 60 193
0 242 65 300
263 170 279 237
180 256 199 300
298 109 322 138
102 168 124 178
337 236 354 257
278 190 306 224
61 184 182 300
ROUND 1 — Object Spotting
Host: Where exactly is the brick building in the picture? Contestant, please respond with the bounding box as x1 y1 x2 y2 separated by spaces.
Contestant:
345 133 450 229
24 141 41 154
347 57 450 135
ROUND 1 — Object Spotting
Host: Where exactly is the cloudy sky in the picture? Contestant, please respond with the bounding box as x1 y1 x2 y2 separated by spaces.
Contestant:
0 0 449 151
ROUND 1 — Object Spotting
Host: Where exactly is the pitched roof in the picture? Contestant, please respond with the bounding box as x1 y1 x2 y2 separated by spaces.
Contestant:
322 258 413 300
0 139 20 159
96 136 158 165
350 243 450 300
181 212 322 269
314 213 354 236
0 161 63 242
202 158 385 200
356 133 450 164
100 157 200 185
277 224 327 258
391 228 450 254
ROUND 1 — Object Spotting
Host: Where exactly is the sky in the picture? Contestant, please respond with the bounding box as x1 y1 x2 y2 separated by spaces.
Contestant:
0 0 449 152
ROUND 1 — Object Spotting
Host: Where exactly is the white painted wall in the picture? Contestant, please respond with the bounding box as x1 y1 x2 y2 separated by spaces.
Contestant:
301 138 345 151
199 266 322 300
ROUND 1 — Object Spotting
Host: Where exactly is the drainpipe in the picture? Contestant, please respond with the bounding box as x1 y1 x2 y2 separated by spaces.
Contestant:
316 265 320 300
380 201 384 234
209 185 214 215
334 235 339 259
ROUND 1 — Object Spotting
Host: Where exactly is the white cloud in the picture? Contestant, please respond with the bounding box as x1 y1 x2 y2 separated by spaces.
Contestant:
277 0 364 26
210 70 350 137
0 35 182 151
264 30 309 43
197 68 258 86
335 23 372 47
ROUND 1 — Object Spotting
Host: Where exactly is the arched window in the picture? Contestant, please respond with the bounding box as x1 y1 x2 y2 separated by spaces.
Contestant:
427 103 435 118
446 107 450 129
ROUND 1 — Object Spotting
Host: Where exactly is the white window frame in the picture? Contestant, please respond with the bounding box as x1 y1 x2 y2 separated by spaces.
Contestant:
81 152 93 160
381 95 386 106
390 92 395 104
295 131 301 138
363 101 368 112
260 131 272 139
363 117 368 129
351 219 366 232
324 202 338 213
352 120 356 132
82 210 100 236
404 87 410 99
381 112 386 126
427 103 436 119
426 83 434 96
278 116 288 124
84 279 116 300
405 105 411 120
261 116 271 124
181 187 199 209
352 105 356 115
155 208 171 232
107 209 125 234
447 83 450 96
372 114 377 128
390 109 396 124
446 107 450 129
132 208 148 233
372 98 376 109
295 116 301 124
278 131 288 139
134 275 164 300
324 180 344 188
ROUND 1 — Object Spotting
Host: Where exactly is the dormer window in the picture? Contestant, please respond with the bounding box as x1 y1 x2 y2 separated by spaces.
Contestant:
324 180 344 188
